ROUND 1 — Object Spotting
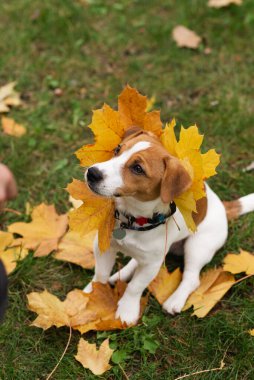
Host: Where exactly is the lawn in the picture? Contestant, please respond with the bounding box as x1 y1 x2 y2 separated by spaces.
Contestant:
1 0 254 379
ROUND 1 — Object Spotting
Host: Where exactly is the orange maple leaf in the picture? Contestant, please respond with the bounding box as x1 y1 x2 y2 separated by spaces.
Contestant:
27 282 148 333
67 179 115 253
75 85 162 167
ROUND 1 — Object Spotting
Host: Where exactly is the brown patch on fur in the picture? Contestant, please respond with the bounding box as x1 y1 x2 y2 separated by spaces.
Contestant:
119 145 166 201
193 196 208 226
223 200 242 220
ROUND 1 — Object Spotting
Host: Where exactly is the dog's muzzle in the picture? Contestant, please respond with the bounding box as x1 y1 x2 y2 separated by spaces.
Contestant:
86 167 104 193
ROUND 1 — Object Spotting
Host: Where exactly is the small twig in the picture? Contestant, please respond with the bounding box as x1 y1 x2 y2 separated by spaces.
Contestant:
173 351 227 380
118 363 130 380
173 361 225 380
45 326 72 380
2 207 22 215
234 273 254 285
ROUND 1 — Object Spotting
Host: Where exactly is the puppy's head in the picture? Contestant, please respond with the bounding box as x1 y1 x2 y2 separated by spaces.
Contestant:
85 127 192 203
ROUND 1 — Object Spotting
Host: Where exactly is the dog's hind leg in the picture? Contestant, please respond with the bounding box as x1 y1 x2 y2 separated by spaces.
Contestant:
163 187 228 315
109 258 138 285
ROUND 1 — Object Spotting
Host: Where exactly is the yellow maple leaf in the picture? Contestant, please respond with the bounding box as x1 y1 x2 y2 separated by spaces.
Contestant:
27 289 94 330
67 179 115 253
148 267 182 304
76 104 124 167
0 231 28 274
223 250 254 275
54 230 95 269
75 338 114 376
161 121 220 231
1 116 26 137
183 268 235 318
8 203 68 257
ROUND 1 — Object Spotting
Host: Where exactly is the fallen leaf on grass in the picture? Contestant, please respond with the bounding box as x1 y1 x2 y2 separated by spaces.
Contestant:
148 267 182 304
0 246 28 274
67 179 115 253
54 230 95 269
223 250 254 275
27 289 94 330
0 82 22 113
0 231 28 274
75 338 113 375
249 329 254 336
183 268 235 318
208 0 242 8
0 231 13 251
1 117 26 137
27 282 148 333
8 203 68 257
172 25 202 49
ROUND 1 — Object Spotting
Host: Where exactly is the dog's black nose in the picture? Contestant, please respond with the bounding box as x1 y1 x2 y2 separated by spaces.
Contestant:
87 167 103 183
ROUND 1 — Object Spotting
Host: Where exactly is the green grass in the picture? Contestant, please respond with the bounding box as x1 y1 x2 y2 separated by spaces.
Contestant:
1 0 254 378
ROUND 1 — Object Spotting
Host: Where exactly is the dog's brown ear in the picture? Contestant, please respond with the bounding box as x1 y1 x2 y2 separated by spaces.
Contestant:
160 156 192 203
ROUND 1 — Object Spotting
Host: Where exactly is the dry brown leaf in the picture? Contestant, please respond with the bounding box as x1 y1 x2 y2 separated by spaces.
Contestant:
67 179 115 253
223 250 254 275
183 268 235 318
249 329 254 336
54 230 95 269
8 203 68 257
75 338 113 375
1 117 26 137
27 282 148 333
172 25 202 49
0 231 28 274
208 0 242 8
148 267 182 304
0 82 22 113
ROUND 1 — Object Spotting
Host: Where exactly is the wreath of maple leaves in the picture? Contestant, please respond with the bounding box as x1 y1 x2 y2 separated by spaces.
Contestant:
67 85 220 252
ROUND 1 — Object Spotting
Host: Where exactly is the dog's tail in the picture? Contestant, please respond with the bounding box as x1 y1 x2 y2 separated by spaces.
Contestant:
223 193 254 221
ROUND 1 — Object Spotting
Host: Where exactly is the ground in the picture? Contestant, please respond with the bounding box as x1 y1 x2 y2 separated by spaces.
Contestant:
1 0 254 379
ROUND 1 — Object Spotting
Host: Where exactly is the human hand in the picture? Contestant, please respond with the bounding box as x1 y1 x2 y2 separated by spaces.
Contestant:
0 163 17 211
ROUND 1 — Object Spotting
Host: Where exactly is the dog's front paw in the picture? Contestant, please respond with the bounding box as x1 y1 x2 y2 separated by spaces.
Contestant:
83 282 93 294
163 293 186 315
115 295 140 326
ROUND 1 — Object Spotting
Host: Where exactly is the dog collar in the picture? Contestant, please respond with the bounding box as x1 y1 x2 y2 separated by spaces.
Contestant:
113 202 176 239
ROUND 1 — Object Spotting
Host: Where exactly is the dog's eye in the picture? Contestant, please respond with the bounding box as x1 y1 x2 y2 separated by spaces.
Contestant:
114 145 121 156
131 164 145 175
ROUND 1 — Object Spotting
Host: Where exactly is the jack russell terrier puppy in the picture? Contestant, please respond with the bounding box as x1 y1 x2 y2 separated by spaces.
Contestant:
84 127 254 325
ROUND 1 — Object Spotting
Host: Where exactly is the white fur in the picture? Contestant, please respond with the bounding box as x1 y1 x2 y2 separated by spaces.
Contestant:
86 142 151 197
84 146 253 325
239 194 254 215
